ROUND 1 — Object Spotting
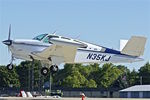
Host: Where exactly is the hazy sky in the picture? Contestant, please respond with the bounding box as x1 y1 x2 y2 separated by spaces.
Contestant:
0 0 150 70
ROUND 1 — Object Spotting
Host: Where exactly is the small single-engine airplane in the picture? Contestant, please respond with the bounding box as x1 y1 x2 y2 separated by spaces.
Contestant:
2 25 147 76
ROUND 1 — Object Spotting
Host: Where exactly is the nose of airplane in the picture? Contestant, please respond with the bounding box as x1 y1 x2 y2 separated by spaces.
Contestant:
2 40 12 46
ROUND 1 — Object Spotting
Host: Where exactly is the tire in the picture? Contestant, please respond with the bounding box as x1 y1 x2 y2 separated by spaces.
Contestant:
6 64 13 70
41 67 49 76
50 65 58 73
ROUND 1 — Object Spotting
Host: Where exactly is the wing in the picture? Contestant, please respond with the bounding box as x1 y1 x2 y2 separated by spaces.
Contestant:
35 44 78 63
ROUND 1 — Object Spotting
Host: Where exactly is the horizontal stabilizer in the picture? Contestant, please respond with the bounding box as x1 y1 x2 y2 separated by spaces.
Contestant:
121 36 147 56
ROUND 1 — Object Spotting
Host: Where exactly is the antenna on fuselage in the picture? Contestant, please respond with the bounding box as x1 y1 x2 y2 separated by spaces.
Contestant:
52 30 57 35
75 33 81 39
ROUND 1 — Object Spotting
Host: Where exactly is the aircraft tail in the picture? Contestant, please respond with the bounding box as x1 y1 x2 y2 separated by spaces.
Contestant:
120 36 147 57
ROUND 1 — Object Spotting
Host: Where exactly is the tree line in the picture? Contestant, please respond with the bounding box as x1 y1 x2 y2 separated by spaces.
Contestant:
0 61 150 90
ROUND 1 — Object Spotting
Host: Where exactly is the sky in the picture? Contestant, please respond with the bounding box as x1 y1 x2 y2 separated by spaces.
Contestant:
0 0 150 71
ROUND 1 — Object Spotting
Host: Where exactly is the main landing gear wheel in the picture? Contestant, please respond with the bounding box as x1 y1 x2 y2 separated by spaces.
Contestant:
41 67 49 76
50 65 58 73
6 64 14 70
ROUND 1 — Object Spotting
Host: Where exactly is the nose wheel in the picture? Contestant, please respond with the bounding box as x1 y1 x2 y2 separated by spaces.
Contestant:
6 63 14 70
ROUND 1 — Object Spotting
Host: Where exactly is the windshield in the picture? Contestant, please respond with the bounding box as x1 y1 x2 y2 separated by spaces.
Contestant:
33 34 48 41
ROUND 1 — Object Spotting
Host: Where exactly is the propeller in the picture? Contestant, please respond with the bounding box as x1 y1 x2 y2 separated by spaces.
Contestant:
2 25 12 46
2 25 14 66
8 24 11 40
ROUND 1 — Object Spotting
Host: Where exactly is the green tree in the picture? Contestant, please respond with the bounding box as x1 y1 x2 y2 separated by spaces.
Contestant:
54 63 99 88
139 62 150 84
62 70 86 88
16 61 31 89
1 60 148 89
114 65 130 88
16 60 47 90
0 65 20 88
85 79 97 88
128 69 139 86
98 63 122 88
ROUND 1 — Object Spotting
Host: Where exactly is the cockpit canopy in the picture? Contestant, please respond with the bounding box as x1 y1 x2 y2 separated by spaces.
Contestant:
33 34 60 43
33 34 48 41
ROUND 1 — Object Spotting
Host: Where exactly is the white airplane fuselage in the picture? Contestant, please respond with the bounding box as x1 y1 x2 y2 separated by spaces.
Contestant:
2 25 146 75
8 34 143 66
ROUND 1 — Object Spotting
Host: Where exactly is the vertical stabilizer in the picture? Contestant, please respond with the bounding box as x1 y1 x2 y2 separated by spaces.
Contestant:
121 36 147 56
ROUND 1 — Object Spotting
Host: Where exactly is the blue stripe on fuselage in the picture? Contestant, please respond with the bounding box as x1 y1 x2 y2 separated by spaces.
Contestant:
104 48 137 57
104 48 121 54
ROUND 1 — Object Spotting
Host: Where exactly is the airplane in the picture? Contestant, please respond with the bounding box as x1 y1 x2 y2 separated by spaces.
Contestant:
2 25 147 76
